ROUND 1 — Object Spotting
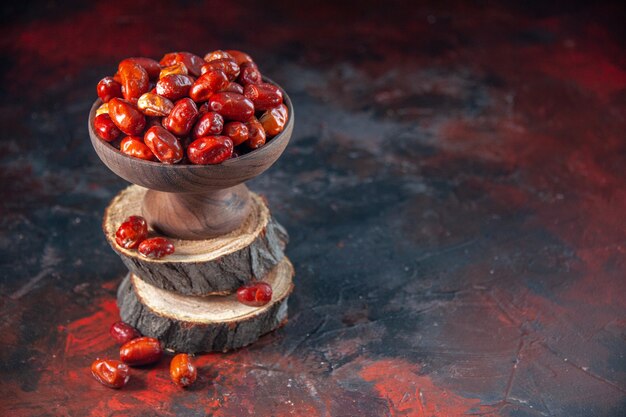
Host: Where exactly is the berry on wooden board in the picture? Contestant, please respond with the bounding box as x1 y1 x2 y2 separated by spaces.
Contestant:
138 237 175 259
115 215 148 249
236 282 273 307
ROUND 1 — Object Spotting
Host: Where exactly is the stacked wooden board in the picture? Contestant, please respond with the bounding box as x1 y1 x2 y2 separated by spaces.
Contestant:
103 185 294 353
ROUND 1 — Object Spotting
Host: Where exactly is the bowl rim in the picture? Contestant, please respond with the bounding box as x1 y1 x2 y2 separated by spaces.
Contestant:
88 76 294 169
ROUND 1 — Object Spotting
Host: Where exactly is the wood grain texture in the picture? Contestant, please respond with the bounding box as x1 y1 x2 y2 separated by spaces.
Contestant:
117 258 294 353
142 183 252 239
103 185 288 295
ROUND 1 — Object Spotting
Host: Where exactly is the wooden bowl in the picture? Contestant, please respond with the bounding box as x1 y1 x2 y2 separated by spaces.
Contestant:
88 79 294 240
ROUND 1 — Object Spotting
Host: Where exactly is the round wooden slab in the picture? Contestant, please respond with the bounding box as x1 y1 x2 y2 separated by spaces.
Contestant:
103 185 288 295
118 258 294 353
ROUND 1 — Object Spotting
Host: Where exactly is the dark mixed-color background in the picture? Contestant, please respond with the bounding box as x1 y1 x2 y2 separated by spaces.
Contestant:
1 1 625 416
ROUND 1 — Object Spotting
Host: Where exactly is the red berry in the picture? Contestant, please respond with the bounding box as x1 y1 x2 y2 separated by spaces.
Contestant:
243 83 283 111
94 114 121 142
115 216 148 249
236 282 273 307
120 337 163 366
138 237 175 259
170 353 197 388
91 359 130 389
187 136 233 165
192 111 224 139
208 92 254 122
223 122 249 146
120 136 156 161
110 321 141 344
144 126 184 164
96 76 123 103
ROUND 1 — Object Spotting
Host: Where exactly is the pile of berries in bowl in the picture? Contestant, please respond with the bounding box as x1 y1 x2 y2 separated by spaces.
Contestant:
93 50 289 165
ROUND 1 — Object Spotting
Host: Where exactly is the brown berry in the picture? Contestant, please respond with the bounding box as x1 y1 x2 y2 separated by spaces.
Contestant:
120 337 163 366
170 353 197 388
91 359 130 389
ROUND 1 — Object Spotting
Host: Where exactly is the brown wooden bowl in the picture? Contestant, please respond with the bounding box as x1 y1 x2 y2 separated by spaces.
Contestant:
88 79 294 240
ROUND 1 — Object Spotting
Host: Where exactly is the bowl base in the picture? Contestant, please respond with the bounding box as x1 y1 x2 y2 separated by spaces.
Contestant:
142 183 252 240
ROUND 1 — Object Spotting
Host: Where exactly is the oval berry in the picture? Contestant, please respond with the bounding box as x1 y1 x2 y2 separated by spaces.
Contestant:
189 70 229 102
237 62 262 86
187 136 233 165
225 50 254 66
115 215 148 249
259 104 289 137
244 83 283 111
159 62 188 79
200 59 240 81
156 74 194 101
236 282 273 306
144 126 184 164
94 113 121 142
91 359 130 389
120 57 161 80
138 237 175 259
118 60 150 102
192 111 224 139
120 337 163 366
208 92 254 122
160 52 204 77
120 136 156 161
163 98 199 137
223 121 249 146
170 353 197 388
204 50 234 63
137 93 174 117
110 321 141 345
97 76 123 103
108 98 146 136
246 118 267 149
